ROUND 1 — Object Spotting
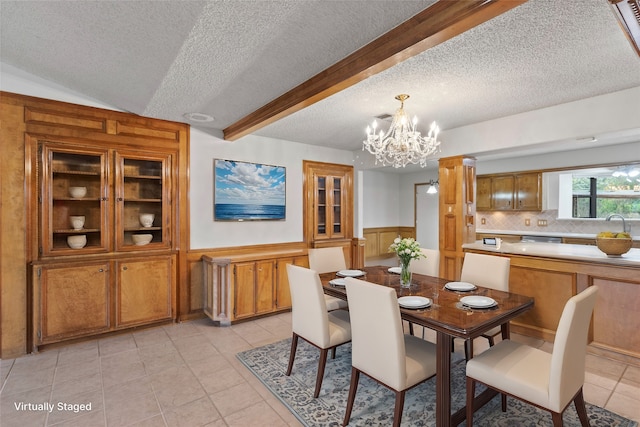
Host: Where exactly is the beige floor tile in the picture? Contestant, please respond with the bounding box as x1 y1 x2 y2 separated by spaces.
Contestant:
163 396 221 427
0 385 51 426
208 381 263 417
163 322 203 341
126 414 167 427
46 387 103 426
50 407 106 427
2 363 56 395
606 391 640 423
187 353 234 378
104 390 161 427
622 364 640 383
583 381 613 407
51 371 102 401
223 400 288 427
198 366 246 395
614 375 640 401
57 343 99 367
10 350 59 375
150 365 207 411
54 357 101 383
98 333 137 357
133 327 172 348
101 359 147 388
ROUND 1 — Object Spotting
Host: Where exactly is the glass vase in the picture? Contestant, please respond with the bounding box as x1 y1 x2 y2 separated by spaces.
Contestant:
400 261 412 288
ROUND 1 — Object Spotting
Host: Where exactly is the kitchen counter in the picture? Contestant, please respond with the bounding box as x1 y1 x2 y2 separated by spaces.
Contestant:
463 240 640 365
463 241 640 267
476 229 640 241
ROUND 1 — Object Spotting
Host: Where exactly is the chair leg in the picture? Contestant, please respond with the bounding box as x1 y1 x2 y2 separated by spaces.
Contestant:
393 390 406 427
573 388 590 427
551 411 564 427
343 368 360 426
501 393 507 412
286 334 299 376
408 321 414 336
331 347 336 359
314 348 329 398
466 376 475 427
488 335 495 346
465 338 474 361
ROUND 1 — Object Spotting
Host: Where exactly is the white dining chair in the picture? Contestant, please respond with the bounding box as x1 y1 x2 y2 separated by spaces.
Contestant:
465 286 598 427
307 247 349 311
342 277 437 427
410 248 440 276
460 252 510 359
285 264 351 398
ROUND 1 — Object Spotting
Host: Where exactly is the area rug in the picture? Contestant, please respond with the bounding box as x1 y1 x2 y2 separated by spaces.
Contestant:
237 338 637 427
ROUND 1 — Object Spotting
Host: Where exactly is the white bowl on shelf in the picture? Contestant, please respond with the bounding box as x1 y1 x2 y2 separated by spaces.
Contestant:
67 234 87 249
69 186 87 199
132 234 153 245
69 215 85 230
139 213 155 228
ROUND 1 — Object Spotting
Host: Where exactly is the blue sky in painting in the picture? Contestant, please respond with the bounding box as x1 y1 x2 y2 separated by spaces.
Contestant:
215 160 285 205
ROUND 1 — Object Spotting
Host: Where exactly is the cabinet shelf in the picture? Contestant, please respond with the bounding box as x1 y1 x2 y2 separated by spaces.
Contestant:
53 228 100 234
124 198 162 203
124 174 162 180
52 169 100 176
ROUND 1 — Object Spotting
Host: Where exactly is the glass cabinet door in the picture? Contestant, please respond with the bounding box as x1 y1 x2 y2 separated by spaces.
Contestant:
114 152 171 250
40 144 109 256
314 173 345 240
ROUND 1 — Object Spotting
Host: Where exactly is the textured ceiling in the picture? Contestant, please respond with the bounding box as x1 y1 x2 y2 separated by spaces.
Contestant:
1 0 640 169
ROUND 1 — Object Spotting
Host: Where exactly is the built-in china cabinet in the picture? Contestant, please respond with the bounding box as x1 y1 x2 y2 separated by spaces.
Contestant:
0 92 189 352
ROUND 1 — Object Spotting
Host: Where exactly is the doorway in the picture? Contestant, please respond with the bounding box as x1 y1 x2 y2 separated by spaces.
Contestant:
415 184 439 250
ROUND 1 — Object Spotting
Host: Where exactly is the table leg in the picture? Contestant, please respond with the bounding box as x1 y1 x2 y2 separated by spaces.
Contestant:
436 331 452 427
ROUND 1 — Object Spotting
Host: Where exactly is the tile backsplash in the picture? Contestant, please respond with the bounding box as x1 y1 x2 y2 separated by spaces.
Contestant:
476 210 636 236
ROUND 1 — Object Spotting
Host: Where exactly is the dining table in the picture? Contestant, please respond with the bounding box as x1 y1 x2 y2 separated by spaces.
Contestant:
320 265 534 427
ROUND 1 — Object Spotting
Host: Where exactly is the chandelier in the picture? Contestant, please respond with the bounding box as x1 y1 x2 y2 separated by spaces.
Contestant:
363 94 441 168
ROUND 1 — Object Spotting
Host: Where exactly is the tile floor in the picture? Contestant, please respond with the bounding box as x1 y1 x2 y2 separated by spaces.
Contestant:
1 312 639 427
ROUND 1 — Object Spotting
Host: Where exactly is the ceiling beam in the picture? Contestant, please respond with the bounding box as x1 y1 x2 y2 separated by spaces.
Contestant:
223 0 527 141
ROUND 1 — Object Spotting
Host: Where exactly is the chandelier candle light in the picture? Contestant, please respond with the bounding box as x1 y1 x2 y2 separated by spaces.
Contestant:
363 94 441 168
389 237 426 288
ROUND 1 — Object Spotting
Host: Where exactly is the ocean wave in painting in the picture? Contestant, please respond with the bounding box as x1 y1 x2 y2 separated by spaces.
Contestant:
215 204 285 220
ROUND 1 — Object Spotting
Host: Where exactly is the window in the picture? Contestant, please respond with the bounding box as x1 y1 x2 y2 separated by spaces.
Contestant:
572 175 640 219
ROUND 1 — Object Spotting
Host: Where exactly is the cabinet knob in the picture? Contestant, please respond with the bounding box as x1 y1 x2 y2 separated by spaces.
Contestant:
122 266 128 271
98 268 104 272
117 197 123 202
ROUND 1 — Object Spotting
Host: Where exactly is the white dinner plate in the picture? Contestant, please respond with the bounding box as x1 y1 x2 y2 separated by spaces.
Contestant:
329 278 347 287
398 296 431 309
388 267 402 274
460 296 497 309
336 269 365 277
445 281 477 292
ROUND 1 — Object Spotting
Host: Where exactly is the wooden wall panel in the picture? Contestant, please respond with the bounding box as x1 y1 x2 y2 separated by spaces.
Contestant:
591 276 640 358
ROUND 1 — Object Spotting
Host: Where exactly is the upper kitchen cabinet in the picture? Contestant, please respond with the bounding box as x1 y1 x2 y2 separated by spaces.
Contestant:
477 172 542 212
303 161 353 244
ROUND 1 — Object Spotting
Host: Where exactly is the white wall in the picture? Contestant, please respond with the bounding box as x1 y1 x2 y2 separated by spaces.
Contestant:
361 170 400 227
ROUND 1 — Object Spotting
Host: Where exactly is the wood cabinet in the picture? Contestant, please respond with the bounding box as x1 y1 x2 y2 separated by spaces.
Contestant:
37 142 172 255
363 226 415 259
477 172 542 211
33 261 111 345
115 256 173 328
303 161 353 244
275 256 309 310
11 92 189 352
33 255 174 348
233 255 309 319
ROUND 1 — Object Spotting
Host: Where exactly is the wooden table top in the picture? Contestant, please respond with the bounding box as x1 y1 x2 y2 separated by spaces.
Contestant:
320 265 534 339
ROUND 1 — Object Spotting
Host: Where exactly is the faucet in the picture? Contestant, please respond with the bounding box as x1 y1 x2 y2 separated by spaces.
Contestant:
606 214 631 233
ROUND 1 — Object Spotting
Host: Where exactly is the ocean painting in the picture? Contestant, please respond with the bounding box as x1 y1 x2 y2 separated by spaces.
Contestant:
214 159 286 221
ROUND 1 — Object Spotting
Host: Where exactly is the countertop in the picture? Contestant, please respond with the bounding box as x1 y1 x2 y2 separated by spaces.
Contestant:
462 241 640 267
476 229 640 241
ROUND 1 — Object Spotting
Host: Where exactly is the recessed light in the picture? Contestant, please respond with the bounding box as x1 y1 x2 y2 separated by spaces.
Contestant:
183 112 214 122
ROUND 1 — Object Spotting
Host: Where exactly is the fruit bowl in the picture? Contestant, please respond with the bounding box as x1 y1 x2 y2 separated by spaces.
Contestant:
596 236 633 256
